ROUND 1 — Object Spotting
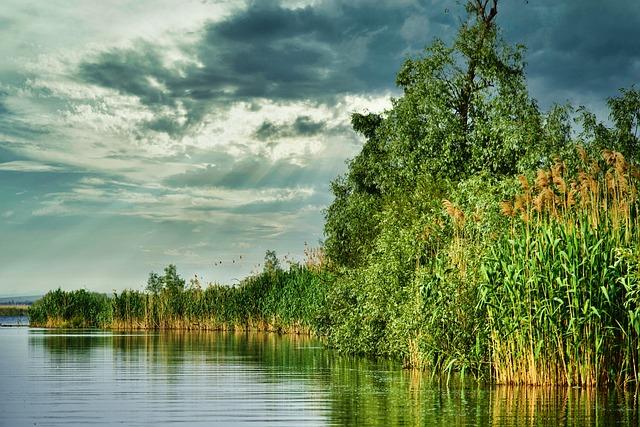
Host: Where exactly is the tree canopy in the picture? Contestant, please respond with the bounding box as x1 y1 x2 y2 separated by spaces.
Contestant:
325 0 544 267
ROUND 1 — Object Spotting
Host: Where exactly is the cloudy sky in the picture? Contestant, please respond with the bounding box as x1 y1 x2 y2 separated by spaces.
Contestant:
1 0 638 296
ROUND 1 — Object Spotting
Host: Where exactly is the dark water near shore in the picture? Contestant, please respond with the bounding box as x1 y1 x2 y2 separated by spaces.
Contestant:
0 327 638 426
0 315 28 326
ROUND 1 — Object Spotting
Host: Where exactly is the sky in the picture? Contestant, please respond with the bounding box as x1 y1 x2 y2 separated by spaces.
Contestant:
1 0 639 296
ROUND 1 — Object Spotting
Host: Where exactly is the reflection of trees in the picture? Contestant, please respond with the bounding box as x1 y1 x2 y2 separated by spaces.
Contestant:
28 330 111 363
29 330 639 425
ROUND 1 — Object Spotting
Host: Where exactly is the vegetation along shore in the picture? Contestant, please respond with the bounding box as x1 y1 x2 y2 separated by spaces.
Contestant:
0 305 29 317
30 0 640 387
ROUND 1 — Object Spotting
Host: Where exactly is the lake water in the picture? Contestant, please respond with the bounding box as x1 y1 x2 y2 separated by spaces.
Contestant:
0 315 28 326
0 327 638 426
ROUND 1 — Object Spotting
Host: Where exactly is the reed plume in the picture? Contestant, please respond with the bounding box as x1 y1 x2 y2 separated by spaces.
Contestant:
487 147 640 386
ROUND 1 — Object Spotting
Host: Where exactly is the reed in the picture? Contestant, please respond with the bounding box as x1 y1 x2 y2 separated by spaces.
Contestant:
29 288 112 328
31 265 332 335
481 149 640 386
28 149 640 387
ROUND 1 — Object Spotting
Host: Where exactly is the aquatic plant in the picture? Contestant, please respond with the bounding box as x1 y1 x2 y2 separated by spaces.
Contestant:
482 149 640 386
29 288 112 328
32 263 332 335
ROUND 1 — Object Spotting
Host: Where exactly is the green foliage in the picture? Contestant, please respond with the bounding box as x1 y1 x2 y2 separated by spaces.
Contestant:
29 289 112 328
324 0 547 269
263 250 281 273
322 0 640 386
577 87 640 164
323 180 382 268
482 219 640 386
29 0 640 388
146 272 163 294
32 265 332 335
145 264 185 295
480 152 640 386
163 264 185 293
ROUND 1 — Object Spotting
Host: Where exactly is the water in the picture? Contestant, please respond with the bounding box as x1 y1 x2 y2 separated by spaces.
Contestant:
0 315 28 326
0 328 638 426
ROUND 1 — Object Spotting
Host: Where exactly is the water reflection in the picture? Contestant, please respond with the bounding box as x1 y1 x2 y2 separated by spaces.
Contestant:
0 329 636 425
0 315 29 326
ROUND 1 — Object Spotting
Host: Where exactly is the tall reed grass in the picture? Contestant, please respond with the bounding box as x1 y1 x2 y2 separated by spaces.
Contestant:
482 149 640 386
29 288 112 328
30 266 332 335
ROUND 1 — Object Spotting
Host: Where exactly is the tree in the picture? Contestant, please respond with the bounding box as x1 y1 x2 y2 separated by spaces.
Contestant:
324 0 544 267
388 0 541 181
323 113 387 267
609 87 640 162
263 250 281 273
145 264 185 294
146 272 163 294
163 264 185 293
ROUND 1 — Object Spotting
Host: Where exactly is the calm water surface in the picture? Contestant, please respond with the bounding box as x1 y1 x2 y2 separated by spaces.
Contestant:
0 327 638 426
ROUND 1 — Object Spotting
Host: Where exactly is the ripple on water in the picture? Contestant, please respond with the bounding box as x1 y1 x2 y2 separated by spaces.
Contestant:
0 328 638 426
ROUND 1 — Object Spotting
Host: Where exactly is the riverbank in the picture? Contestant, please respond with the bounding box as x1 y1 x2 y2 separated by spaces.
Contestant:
29 266 331 336
29 203 640 389
0 305 29 317
24 0 640 389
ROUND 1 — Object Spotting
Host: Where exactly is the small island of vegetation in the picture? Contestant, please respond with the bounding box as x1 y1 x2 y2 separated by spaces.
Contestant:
30 0 640 388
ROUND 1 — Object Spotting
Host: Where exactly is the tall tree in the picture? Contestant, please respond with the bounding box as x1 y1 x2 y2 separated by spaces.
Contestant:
163 264 185 293
324 0 543 267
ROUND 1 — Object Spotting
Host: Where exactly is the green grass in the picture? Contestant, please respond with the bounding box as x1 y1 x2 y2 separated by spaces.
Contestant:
29 288 112 328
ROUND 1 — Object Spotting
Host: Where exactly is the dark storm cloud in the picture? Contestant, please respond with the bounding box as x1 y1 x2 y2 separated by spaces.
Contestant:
79 43 175 107
77 0 640 131
291 115 326 135
254 115 326 141
500 0 640 110
197 0 433 95
77 0 442 132
145 117 184 136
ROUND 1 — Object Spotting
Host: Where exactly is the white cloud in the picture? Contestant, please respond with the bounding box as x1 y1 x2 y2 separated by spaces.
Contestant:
31 200 71 216
0 161 67 173
0 0 395 293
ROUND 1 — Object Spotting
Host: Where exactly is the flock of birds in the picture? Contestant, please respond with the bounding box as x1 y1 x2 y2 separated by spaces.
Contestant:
212 252 298 273
212 254 243 267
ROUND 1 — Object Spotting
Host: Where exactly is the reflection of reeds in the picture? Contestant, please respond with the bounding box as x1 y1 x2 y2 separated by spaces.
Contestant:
484 148 640 386
490 386 640 426
491 386 598 426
